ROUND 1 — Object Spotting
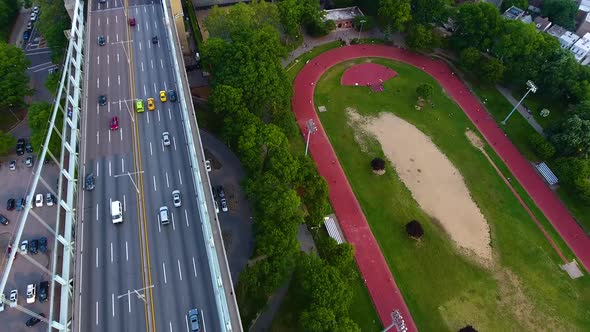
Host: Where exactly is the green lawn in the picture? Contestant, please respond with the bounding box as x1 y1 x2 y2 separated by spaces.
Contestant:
312 59 590 331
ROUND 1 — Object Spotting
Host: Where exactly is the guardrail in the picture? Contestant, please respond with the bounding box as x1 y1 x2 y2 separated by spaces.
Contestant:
161 1 242 331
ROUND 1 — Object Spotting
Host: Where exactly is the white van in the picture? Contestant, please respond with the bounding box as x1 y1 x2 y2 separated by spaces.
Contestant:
159 206 169 225
111 201 123 224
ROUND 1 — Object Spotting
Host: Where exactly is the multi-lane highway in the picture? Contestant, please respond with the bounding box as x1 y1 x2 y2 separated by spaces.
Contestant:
79 0 219 331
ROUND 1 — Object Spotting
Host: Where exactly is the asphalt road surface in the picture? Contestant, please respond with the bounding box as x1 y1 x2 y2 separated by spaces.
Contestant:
79 0 218 331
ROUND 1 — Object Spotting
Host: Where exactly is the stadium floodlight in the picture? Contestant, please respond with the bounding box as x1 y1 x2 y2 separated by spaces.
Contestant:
305 119 318 156
501 80 537 125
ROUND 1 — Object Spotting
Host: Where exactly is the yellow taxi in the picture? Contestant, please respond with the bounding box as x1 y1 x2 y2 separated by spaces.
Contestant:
159 90 167 102
135 99 144 113
147 98 155 111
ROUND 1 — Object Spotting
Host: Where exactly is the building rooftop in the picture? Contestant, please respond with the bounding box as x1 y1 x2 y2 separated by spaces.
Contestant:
580 0 590 12
324 6 364 21
562 31 581 45
547 24 566 38
534 16 552 32
572 33 590 58
503 6 525 20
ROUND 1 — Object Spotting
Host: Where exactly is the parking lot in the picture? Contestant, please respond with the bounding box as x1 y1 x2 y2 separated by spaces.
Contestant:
0 137 60 330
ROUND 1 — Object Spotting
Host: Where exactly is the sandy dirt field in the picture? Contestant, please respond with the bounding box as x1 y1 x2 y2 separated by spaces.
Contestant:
348 110 492 262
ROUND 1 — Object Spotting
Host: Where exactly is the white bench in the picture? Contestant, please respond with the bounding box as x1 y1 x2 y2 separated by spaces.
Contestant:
535 162 558 185
324 216 345 244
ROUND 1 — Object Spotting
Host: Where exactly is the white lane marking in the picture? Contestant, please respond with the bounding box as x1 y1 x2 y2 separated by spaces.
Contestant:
153 176 157 192
97 77 99 89
185 315 189 332
96 131 100 145
125 241 129 261
147 111 150 124
153 82 157 94
112 293 115 317
173 137 177 151
202 316 207 332
150 142 153 156
184 209 189 227
116 15 118 23
162 262 167 284
117 53 120 63
143 84 146 95
157 109 161 122
97 104 99 116
165 172 169 188
172 211 175 230
116 33 119 42
109 161 112 176
151 59 153 69
178 170 183 185
120 128 123 141
127 290 131 312
118 75 120 85
96 247 99 268
106 17 109 25
108 101 111 113
144 6 147 13
177 259 182 281
123 194 126 212
107 76 110 87
107 54 109 65
108 129 111 143
97 162 100 177
141 62 144 72
160 59 163 68
139 41 142 51
168 108 172 120
98 18 100 27
164 82 167 90
169 322 172 332
121 158 125 173
148 40 151 49
158 214 161 232
96 204 99 221
96 301 99 326
110 242 113 263
192 257 197 277
97 56 99 65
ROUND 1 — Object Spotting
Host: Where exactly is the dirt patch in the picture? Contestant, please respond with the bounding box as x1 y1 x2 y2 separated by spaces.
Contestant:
465 130 485 150
353 110 492 262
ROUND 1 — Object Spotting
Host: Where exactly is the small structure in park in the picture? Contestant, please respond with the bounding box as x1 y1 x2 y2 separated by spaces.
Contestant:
324 6 364 29
405 220 424 240
371 157 386 175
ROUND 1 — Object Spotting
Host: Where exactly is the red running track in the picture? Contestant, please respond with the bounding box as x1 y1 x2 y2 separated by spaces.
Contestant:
292 44 590 330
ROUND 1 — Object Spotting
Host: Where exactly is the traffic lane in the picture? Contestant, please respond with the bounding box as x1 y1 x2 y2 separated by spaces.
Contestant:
25 49 54 103
91 0 124 13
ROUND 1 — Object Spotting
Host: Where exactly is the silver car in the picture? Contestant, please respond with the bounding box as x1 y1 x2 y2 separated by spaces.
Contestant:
162 132 171 146
172 190 181 207
188 309 200 332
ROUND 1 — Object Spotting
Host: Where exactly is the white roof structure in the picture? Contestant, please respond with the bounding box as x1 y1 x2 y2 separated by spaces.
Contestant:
324 6 364 21
580 0 590 12
561 31 581 49
571 33 590 62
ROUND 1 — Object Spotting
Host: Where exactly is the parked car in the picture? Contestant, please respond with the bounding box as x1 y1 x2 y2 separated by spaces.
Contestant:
16 198 25 211
0 294 4 312
23 30 30 41
25 156 34 167
0 214 8 225
35 194 43 208
6 198 15 211
25 142 33 153
9 290 17 308
29 12 37 22
38 281 48 302
39 237 47 253
220 198 228 212
218 185 225 198
205 160 211 172
26 284 36 304
46 193 54 206
20 240 28 254
29 239 39 254
25 313 45 327
17 138 25 155
9 160 16 170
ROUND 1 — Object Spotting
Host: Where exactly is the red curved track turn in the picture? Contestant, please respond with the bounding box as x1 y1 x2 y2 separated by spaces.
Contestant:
292 44 590 330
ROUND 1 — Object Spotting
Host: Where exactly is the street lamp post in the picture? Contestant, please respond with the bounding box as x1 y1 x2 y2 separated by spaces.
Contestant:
501 80 537 125
304 119 317 156
358 19 366 41
382 309 407 332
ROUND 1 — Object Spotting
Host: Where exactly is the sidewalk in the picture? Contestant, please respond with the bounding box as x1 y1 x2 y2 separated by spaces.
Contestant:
496 85 545 135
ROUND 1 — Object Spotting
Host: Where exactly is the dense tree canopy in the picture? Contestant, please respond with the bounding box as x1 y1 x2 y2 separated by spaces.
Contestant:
28 102 61 157
36 0 70 62
542 0 578 30
378 0 412 31
549 113 590 157
500 0 529 12
0 0 20 40
0 42 32 111
405 23 438 50
452 2 503 52
410 0 450 24
0 130 15 156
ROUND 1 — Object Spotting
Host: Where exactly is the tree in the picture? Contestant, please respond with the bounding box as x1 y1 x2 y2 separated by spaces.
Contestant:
0 0 20 40
278 0 303 39
0 130 15 156
554 157 590 201
405 23 438 50
405 220 424 239
209 84 244 116
542 0 577 30
451 2 503 51
35 0 70 62
549 113 590 157
301 0 330 37
320 239 354 273
378 0 412 31
0 42 32 111
479 56 505 84
298 157 331 226
410 0 450 24
44 70 61 97
500 0 528 12
205 1 281 40
416 83 433 99
371 158 385 173
458 326 478 332
353 16 375 32
459 47 482 72
28 102 62 158
528 133 556 160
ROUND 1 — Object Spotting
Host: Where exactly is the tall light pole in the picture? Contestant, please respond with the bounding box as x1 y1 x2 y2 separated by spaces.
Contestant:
358 19 366 41
382 309 407 332
304 119 317 156
501 80 537 125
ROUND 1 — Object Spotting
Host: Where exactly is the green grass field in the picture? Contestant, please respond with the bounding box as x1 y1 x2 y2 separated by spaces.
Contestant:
310 58 590 331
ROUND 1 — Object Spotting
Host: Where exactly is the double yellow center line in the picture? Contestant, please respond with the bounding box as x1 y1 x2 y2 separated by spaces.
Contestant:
123 1 157 331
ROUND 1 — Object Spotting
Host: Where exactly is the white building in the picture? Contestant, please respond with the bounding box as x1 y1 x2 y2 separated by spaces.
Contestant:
570 32 590 64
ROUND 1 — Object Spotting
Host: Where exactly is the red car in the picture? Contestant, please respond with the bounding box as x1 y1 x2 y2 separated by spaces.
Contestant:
129 17 136 26
110 116 119 130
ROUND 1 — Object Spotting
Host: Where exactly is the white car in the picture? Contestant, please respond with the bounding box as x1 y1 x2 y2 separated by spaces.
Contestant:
220 198 228 212
20 240 28 255
33 6 39 14
26 284 36 304
9 290 17 308
172 190 181 207
35 194 43 207
30 12 37 21
205 160 211 172
0 293 4 312
162 132 171 146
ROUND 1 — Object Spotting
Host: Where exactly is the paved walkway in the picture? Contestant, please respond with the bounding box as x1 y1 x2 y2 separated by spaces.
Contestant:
496 85 545 135
292 44 590 330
